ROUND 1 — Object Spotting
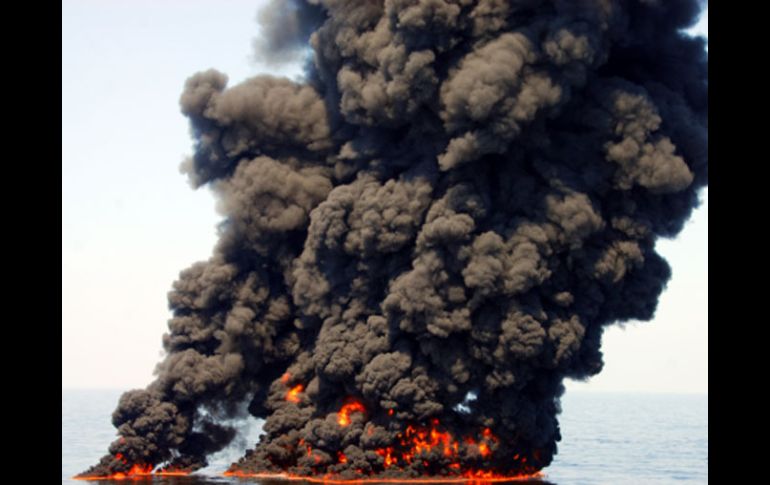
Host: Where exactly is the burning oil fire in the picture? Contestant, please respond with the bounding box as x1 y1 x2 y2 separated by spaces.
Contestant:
222 471 544 483
74 448 193 481
76 384 542 481
337 399 367 427
282 372 306 404
75 0 707 481
74 462 190 481
286 383 305 404
221 398 543 482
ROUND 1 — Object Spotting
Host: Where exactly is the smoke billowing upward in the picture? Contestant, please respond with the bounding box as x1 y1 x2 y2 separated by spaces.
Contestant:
80 0 707 480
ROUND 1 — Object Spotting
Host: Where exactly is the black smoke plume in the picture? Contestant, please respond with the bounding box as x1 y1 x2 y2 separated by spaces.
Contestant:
80 0 707 479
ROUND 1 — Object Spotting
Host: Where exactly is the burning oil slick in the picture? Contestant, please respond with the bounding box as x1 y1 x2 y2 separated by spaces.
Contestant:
78 0 707 481
78 476 553 485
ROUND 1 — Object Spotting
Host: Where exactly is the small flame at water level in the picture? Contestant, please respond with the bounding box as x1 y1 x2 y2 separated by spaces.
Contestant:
73 448 192 481
74 462 191 481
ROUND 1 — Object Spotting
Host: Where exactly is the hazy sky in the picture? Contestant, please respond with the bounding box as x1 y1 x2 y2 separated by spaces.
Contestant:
62 1 708 394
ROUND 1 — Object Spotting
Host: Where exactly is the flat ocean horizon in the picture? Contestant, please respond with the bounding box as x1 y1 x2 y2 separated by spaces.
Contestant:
62 390 707 485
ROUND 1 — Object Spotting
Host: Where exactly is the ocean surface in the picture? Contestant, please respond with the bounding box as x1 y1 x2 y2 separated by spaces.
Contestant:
62 390 707 485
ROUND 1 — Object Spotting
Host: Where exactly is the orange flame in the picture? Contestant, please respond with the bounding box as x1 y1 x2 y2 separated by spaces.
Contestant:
223 470 544 483
286 383 304 403
337 399 366 426
219 418 541 483
74 463 154 481
369 419 514 477
73 450 192 481
478 442 490 457
375 447 397 467
168 410 538 484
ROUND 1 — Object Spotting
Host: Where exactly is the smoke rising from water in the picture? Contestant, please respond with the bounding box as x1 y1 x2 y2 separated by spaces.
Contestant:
80 0 706 479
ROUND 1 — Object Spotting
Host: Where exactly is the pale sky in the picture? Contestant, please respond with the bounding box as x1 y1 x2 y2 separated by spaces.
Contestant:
62 1 708 394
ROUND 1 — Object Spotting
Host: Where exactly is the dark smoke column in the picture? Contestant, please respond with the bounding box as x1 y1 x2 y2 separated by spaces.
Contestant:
80 0 707 479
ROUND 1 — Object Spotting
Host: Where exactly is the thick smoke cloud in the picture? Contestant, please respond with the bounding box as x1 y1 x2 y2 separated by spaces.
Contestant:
81 0 707 479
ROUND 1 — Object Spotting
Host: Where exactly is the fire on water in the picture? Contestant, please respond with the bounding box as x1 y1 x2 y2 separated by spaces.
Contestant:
74 464 190 481
222 471 545 484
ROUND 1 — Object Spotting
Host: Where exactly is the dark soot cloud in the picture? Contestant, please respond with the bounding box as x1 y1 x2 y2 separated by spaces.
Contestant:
80 0 707 479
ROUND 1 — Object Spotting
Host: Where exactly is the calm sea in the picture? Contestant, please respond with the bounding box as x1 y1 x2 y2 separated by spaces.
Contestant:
62 390 707 485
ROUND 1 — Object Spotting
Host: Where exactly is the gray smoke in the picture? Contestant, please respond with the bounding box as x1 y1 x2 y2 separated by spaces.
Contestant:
80 0 707 479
